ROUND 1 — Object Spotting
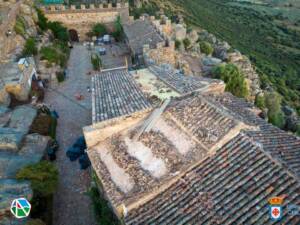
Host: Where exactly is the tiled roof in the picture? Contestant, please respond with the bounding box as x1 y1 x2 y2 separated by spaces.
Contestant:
123 19 164 55
165 93 238 149
149 65 223 94
125 133 300 225
89 90 300 224
205 93 300 178
91 68 151 123
88 92 251 211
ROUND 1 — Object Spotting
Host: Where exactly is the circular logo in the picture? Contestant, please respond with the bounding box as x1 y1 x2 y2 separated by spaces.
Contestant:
10 198 31 219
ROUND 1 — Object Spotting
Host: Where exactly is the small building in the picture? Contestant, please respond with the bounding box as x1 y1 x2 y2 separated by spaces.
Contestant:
83 68 152 147
123 18 165 63
0 57 37 104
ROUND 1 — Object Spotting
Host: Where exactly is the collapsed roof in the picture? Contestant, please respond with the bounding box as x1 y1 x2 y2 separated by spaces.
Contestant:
87 89 300 224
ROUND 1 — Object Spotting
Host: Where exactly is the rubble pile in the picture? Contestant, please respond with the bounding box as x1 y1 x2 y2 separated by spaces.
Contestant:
109 136 156 192
140 131 184 171
166 95 237 147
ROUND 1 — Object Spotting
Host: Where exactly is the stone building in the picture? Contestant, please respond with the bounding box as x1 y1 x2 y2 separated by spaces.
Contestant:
123 16 165 63
83 63 300 224
86 89 300 224
42 2 129 41
83 68 152 147
0 57 37 105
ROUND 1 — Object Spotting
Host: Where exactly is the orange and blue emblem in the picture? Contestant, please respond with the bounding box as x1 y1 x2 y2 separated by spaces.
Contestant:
269 196 284 221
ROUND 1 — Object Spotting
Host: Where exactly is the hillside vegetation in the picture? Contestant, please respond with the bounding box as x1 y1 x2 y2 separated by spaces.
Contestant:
144 0 300 114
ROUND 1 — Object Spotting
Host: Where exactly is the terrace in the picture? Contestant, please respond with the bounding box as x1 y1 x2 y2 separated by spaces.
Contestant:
149 65 224 94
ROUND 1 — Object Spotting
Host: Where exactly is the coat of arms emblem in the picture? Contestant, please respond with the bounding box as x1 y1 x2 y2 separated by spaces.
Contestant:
269 196 284 221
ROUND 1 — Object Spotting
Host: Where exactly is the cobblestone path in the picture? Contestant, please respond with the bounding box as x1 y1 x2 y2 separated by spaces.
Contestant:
44 45 97 225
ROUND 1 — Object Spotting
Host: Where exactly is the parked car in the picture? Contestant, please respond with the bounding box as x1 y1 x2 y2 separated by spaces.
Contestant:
98 47 106 55
103 34 111 44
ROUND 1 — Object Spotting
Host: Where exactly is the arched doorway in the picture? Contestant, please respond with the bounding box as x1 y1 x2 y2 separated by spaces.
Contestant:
69 29 79 42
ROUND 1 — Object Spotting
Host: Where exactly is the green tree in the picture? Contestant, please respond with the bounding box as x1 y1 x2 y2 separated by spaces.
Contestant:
212 64 249 98
16 161 58 197
200 41 213 55
183 38 191 50
22 38 38 56
92 23 107 37
47 21 69 42
36 8 48 31
255 94 265 109
112 16 123 41
265 91 285 128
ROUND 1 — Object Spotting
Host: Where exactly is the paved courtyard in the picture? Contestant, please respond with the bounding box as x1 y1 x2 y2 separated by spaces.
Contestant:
94 41 131 69
44 45 97 225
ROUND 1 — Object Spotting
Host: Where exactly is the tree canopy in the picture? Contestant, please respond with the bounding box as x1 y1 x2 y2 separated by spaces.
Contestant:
265 91 285 128
212 63 249 98
92 23 107 37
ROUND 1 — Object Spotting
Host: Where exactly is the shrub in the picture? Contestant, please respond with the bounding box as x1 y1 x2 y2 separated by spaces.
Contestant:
89 186 120 225
268 111 285 129
265 91 286 128
29 113 52 136
255 94 265 109
14 16 27 36
91 53 102 71
265 91 282 115
183 38 191 50
22 38 38 56
92 23 107 37
200 41 213 55
175 39 181 50
40 46 67 67
212 64 248 98
16 161 58 197
56 71 65 83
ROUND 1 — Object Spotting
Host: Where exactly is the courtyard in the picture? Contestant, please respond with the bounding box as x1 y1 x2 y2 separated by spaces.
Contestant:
44 44 96 225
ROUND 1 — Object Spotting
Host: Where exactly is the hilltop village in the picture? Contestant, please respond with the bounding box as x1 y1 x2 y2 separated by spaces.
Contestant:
0 0 300 225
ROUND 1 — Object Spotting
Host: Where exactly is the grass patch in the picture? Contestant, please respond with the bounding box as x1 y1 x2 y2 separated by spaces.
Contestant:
88 186 120 225
40 45 68 68
14 16 26 36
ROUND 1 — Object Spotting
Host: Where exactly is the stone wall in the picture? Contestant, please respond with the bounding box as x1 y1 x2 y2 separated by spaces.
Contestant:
143 41 176 66
42 3 129 40
83 109 151 148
